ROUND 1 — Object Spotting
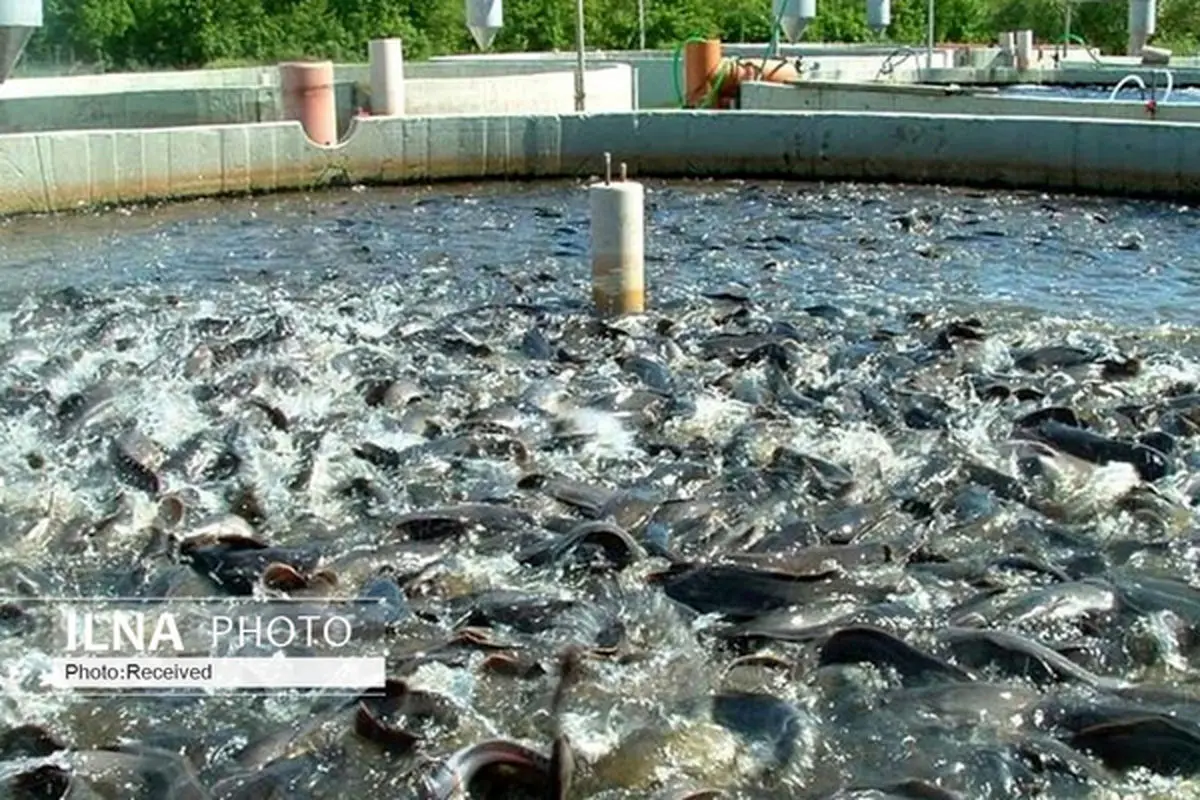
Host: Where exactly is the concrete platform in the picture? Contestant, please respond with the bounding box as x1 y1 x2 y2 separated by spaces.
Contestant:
741 80 1200 122
0 61 635 135
1 110 1197 216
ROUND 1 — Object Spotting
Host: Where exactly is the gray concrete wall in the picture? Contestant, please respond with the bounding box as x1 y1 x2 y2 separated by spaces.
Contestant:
1 109 1198 217
0 63 633 135
740 80 1200 122
918 63 1200 87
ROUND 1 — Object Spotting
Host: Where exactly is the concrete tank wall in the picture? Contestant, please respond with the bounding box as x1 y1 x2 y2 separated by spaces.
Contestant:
432 47 960 108
0 63 633 135
0 110 1197 217
740 81 1200 122
403 67 631 115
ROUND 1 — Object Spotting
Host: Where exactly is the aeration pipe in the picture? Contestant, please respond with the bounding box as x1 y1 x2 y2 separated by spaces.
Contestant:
681 38 802 109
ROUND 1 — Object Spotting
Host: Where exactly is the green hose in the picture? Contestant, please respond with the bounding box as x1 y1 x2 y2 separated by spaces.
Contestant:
672 2 789 110
1053 32 1105 64
701 61 731 108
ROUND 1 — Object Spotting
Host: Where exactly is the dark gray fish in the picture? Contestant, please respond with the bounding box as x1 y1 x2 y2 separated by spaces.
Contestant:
1023 420 1170 482
938 627 1127 690
56 382 116 436
362 376 425 408
443 590 578 634
521 520 644 572
521 327 556 361
246 397 289 432
1014 406 1081 430
422 739 557 800
650 562 841 619
710 691 808 766
6 763 72 799
179 530 321 595
818 626 973 684
0 724 66 758
1068 714 1200 776
391 504 535 541
769 447 855 499
354 679 458 756
619 354 675 396
110 428 165 494
519 474 616 518
1013 346 1097 373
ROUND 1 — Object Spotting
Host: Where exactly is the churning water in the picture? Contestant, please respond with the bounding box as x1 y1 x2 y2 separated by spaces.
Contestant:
0 180 1198 798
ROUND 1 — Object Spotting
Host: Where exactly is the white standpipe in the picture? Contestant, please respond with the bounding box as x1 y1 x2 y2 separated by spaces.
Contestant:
368 38 405 116
589 153 645 316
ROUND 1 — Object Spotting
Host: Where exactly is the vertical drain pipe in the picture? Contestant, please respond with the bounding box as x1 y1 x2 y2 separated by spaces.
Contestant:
999 31 1016 67
280 61 338 146
684 39 722 107
590 153 645 316
1015 29 1034 70
368 38 405 116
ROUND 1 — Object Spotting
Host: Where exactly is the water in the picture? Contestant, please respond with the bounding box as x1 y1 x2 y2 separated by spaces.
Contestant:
3 179 1199 326
999 83 1200 105
2 180 1200 798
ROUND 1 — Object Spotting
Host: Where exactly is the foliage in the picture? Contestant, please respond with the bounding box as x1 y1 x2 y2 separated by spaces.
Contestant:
17 0 1200 72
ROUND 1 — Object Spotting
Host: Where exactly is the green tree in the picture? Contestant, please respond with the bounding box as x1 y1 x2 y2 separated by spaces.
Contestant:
15 0 1200 73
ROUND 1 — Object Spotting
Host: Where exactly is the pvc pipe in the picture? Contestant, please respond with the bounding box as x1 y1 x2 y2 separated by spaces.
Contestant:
280 61 337 146
590 156 644 316
685 39 801 108
684 39 722 107
368 39 405 116
1015 30 1034 71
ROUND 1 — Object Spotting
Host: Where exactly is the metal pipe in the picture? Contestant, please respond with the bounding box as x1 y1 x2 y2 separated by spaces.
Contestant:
637 0 645 50
1063 3 1071 60
574 0 586 111
925 0 934 71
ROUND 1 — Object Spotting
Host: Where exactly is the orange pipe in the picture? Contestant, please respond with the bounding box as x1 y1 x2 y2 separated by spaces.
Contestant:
280 61 338 146
684 38 801 109
684 39 723 107
717 58 802 102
